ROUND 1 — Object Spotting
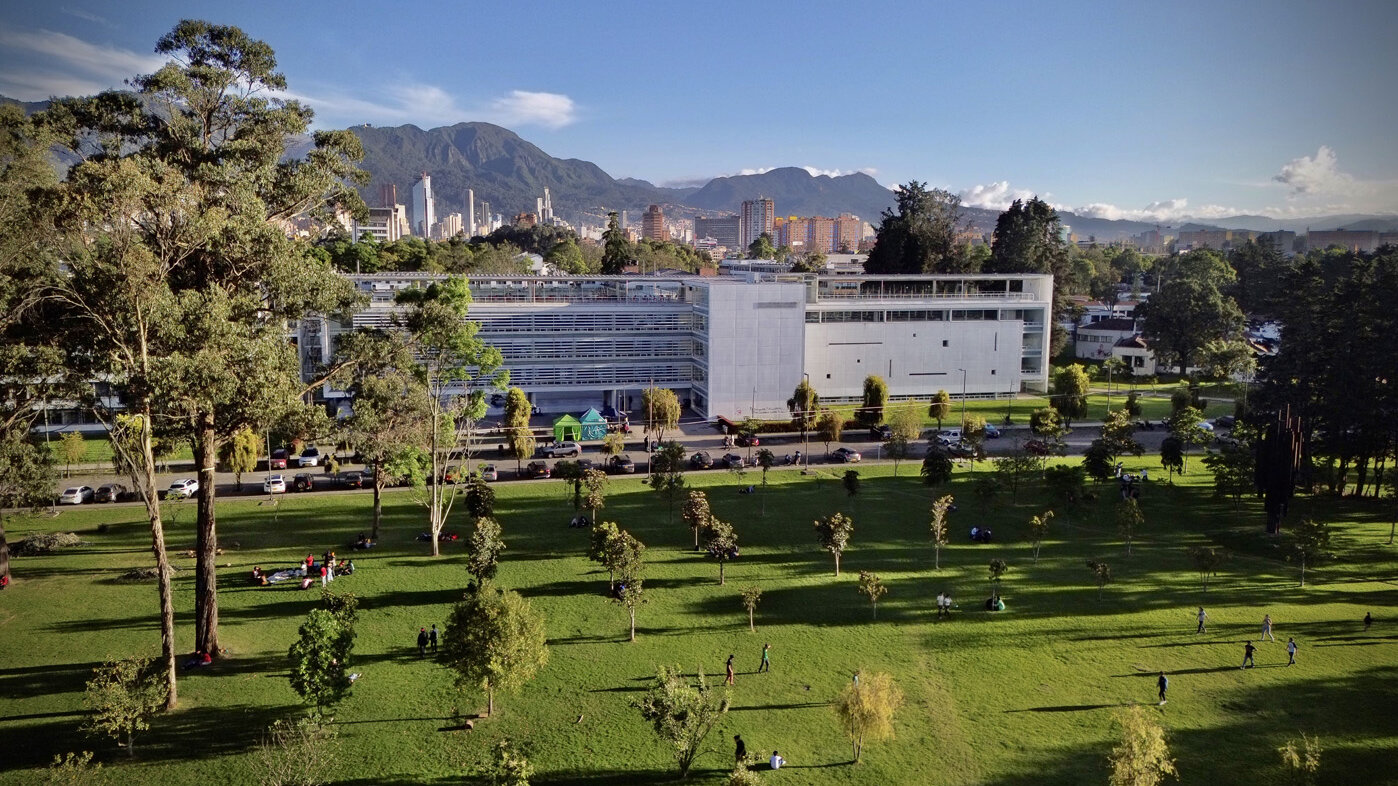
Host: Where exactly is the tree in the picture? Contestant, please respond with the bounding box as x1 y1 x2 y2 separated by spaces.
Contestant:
462 476 497 520
1202 440 1255 507
396 277 507 556
1165 406 1210 473
996 450 1045 502
1087 560 1113 600
928 390 952 431
1186 545 1228 591
1102 356 1128 409
546 236 589 274
740 586 763 632
600 212 631 274
921 448 954 489
642 387 682 445
987 197 1069 276
1141 249 1244 375
814 512 854 576
1084 440 1115 483
601 431 626 459
1115 498 1145 557
1125 391 1143 417
582 469 608 526
287 608 356 718
1278 734 1322 786
466 517 506 589
1290 519 1332 587
816 409 844 455
218 427 260 491
755 448 775 516
1043 465 1087 507
1100 408 1145 462
441 588 550 717
857 571 888 619
857 375 889 428
704 517 739 585
503 387 535 475
988 559 1009 599
833 671 903 763
82 657 168 757
1052 365 1091 426
864 181 965 274
479 738 534 786
888 403 923 476
1107 706 1177 786
929 495 954 570
1030 407 1069 451
961 413 988 463
1028 510 1054 565
746 232 776 260
1159 437 1184 482
615 534 646 642
787 379 819 462
633 665 731 778
843 470 861 503
58 432 85 478
588 521 623 590
790 247 825 273
650 441 688 526
0 433 53 587
682 490 711 551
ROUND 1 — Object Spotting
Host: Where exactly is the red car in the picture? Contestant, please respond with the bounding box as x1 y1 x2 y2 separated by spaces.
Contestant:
269 448 289 470
735 433 760 447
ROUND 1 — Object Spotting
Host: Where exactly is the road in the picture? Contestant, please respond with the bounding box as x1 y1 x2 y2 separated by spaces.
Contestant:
42 421 1188 509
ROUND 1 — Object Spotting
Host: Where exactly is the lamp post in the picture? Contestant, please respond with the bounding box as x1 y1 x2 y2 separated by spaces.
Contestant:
956 368 968 430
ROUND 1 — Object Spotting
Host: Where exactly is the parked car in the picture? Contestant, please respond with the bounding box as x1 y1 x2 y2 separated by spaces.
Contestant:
59 485 95 505
735 432 761 447
1214 415 1237 429
936 429 963 446
608 454 636 474
983 423 1001 439
292 473 315 492
1024 439 1054 456
262 474 287 494
869 424 893 441
576 458 596 473
296 447 322 467
480 464 499 481
1198 421 1215 432
335 471 364 489
524 461 551 479
539 441 582 458
94 483 127 503
719 453 745 469
946 441 976 459
689 451 713 469
269 448 289 470
442 465 466 484
167 479 199 499
831 447 862 463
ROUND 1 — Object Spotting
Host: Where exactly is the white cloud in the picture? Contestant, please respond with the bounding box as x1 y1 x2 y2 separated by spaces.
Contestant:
1070 199 1242 222
59 7 115 28
958 181 1041 211
1273 145 1354 196
485 90 577 129
0 28 164 99
800 165 878 178
737 166 775 176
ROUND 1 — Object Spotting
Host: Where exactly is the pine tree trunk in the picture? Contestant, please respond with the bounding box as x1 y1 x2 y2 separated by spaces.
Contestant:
372 469 384 541
194 417 220 657
629 607 636 642
0 512 10 585
133 403 178 709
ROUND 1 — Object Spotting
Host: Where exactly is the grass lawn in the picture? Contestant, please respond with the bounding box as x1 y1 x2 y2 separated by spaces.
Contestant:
1 458 1395 784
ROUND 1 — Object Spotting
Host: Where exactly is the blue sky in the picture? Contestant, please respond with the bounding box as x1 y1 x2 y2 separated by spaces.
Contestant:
2 0 1395 220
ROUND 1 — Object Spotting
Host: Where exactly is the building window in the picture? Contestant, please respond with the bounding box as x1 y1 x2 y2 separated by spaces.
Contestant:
942 340 949 347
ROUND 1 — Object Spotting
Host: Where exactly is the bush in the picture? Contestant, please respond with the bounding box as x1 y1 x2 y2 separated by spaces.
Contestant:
12 532 84 556
117 565 179 583
973 475 1002 499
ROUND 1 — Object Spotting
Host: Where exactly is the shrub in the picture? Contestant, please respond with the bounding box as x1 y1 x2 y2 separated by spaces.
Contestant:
12 532 84 556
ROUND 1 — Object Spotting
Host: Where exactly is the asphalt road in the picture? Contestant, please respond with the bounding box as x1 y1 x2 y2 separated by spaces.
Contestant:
43 422 1189 509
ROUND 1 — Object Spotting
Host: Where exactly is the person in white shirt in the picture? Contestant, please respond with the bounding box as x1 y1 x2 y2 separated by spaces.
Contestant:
770 751 786 770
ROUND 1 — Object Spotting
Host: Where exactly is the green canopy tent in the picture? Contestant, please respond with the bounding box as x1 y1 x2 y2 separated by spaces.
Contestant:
552 414 582 443
578 408 608 441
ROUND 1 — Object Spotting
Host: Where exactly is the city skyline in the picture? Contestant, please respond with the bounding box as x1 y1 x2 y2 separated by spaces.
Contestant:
1 1 1395 222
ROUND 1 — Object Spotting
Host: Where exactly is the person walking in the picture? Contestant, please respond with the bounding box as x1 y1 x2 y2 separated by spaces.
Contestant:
758 643 771 673
1241 640 1256 669
733 735 746 765
1196 607 1208 634
416 627 429 658
1157 672 1169 705
1364 611 1373 632
1286 637 1298 666
725 654 736 686
1261 613 1275 642
319 563 329 588
429 624 439 653
936 592 945 618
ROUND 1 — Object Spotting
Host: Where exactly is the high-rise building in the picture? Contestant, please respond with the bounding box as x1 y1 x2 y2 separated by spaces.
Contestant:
541 188 554 225
835 214 862 253
435 212 463 240
379 183 398 209
411 173 435 237
353 206 404 243
694 215 741 251
642 204 666 241
467 189 476 237
740 197 775 250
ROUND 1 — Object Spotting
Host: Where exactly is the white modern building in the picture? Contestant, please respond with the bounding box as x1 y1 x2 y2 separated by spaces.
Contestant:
299 272 1052 421
411 174 435 237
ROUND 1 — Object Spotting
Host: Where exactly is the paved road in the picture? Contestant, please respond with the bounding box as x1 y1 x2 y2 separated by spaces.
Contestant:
41 420 1194 509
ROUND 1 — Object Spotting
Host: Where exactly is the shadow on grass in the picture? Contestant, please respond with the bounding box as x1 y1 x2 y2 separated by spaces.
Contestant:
1004 702 1133 713
0 660 102 700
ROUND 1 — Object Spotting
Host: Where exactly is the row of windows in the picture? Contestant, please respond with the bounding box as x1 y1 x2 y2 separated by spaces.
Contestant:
504 363 694 387
491 338 697 361
805 308 1032 324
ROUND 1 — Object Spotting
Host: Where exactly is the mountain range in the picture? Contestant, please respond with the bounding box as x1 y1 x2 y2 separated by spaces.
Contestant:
5 94 1394 239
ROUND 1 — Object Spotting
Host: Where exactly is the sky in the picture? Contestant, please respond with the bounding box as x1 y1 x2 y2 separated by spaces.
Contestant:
2 0 1396 221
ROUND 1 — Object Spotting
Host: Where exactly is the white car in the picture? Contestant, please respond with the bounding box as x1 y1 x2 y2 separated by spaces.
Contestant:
167 479 199 499
297 447 322 467
480 464 499 482
59 486 95 505
262 474 287 494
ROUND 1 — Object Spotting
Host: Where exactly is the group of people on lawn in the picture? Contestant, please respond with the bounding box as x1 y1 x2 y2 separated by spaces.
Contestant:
250 547 357 589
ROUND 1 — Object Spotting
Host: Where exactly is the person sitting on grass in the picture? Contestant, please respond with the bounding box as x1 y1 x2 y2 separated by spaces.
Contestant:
353 533 376 550
251 566 268 586
770 751 786 770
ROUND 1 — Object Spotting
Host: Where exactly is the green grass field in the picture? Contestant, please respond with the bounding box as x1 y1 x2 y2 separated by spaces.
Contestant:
1 458 1394 785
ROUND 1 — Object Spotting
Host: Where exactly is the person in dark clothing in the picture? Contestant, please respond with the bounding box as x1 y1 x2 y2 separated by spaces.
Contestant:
1157 672 1168 705
1241 641 1256 668
417 627 429 657
733 735 747 765
725 654 736 686
429 624 439 652
1364 611 1373 631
